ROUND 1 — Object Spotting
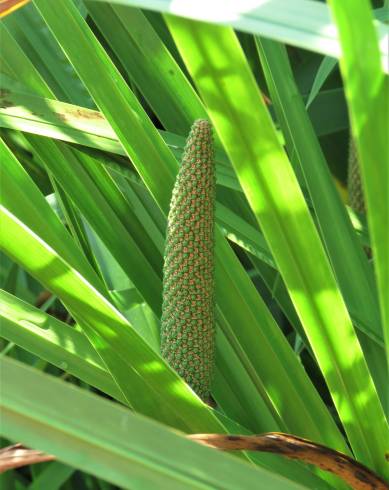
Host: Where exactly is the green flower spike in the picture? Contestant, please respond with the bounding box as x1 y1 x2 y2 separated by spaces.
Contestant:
348 137 365 214
161 119 216 403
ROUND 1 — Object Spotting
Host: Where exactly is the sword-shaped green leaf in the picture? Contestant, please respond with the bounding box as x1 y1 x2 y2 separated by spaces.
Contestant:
164 16 388 476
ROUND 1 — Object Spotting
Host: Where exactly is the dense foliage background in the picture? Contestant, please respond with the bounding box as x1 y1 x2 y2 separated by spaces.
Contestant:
0 0 388 488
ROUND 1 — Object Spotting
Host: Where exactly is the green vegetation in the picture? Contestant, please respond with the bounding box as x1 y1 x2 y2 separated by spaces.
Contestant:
0 1 388 489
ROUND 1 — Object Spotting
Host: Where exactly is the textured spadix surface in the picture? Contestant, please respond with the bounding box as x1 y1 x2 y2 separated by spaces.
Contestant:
161 119 216 402
348 138 365 214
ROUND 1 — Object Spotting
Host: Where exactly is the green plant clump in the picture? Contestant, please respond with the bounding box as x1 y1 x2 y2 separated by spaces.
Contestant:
161 119 216 403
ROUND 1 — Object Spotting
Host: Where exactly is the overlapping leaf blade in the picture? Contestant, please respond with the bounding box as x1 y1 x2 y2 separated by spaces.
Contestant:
0 139 223 433
1 357 308 490
326 0 389 385
254 38 387 406
88 0 389 71
29 1 351 467
0 291 332 489
2 2 387 487
164 15 388 476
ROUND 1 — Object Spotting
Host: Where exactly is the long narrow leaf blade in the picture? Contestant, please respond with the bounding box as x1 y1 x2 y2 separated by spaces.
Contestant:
165 16 389 475
0 289 124 403
1 357 307 490
254 38 387 406
88 0 389 71
0 204 225 433
326 0 389 381
29 2 352 467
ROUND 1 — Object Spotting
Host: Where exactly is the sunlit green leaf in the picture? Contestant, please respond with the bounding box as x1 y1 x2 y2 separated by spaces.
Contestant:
164 15 389 476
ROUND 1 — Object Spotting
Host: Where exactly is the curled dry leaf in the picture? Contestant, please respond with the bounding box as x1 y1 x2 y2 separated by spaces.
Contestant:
0 443 55 473
188 432 389 490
